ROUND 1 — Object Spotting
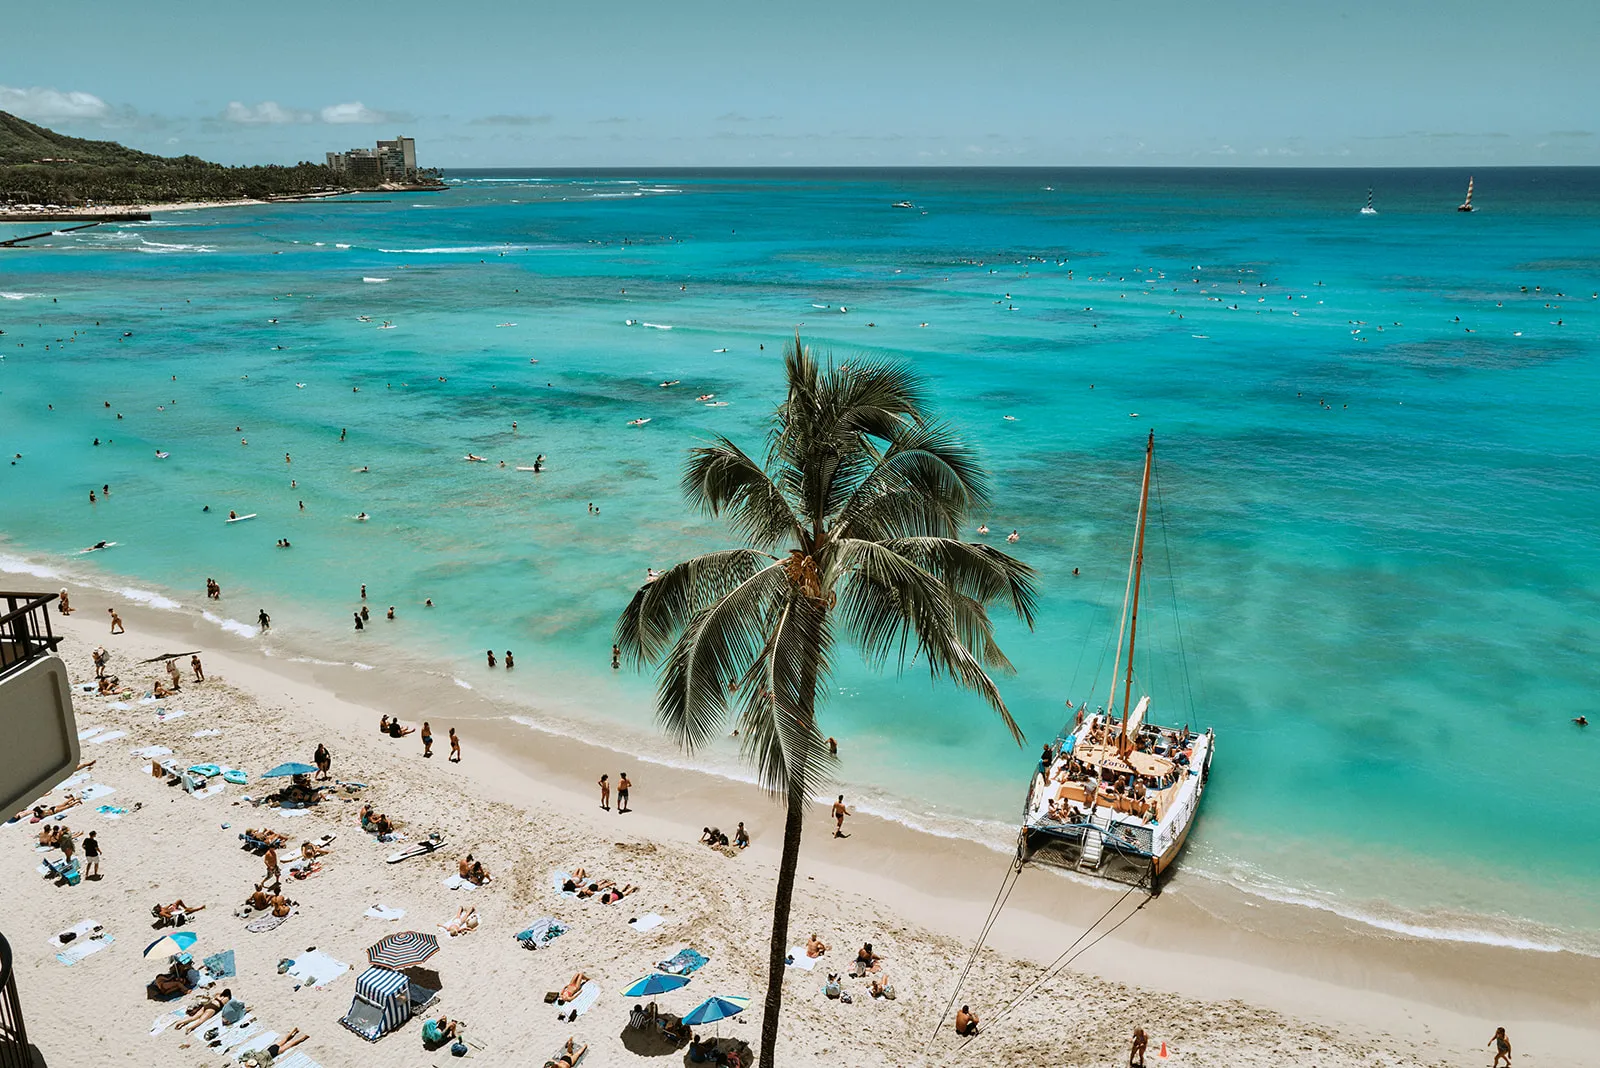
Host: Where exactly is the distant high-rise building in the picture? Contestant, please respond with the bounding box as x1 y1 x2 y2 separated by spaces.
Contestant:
326 136 419 182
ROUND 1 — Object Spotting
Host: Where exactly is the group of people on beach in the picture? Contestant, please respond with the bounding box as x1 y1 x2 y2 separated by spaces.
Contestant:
380 715 461 761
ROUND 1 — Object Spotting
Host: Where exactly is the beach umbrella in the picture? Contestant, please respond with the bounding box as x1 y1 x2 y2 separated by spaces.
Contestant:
262 762 318 778
143 931 199 957
139 650 202 664
624 972 690 998
367 930 439 969
680 995 749 1027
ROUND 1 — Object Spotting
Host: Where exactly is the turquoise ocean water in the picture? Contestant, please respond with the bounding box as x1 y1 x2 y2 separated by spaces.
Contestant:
3 168 1597 954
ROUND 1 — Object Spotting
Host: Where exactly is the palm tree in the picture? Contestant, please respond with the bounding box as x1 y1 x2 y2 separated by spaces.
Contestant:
616 335 1036 1065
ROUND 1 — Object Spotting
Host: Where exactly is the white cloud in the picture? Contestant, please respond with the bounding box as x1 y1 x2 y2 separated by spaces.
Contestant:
0 85 110 121
224 100 310 125
320 101 386 125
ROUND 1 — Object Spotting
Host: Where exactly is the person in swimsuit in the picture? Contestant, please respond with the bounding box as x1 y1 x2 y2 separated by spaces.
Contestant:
1489 1027 1512 1067
176 989 232 1032
546 1037 587 1068
598 774 610 810
955 1004 979 1036
832 795 849 838
806 933 829 958
1130 1026 1149 1067
558 974 589 1003
617 772 631 812
562 867 588 893
313 743 330 780
260 1028 309 1060
598 884 637 904
449 727 461 762
421 722 434 757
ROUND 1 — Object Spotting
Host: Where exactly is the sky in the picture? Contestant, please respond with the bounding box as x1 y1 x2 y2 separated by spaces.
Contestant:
4 0 1598 168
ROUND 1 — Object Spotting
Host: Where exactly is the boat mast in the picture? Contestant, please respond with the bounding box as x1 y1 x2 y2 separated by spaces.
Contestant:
1117 431 1155 753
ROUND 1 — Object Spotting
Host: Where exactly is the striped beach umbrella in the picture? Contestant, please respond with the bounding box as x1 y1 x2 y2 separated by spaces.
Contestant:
366 930 439 969
681 995 749 1026
624 972 690 998
143 930 199 957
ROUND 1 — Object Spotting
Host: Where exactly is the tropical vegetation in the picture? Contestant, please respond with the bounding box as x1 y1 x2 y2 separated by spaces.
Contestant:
616 335 1036 1065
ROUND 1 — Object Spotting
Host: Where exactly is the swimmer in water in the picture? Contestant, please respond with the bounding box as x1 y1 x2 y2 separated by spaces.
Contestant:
977 524 989 535
228 510 237 520
1006 530 1020 543
1576 716 1590 727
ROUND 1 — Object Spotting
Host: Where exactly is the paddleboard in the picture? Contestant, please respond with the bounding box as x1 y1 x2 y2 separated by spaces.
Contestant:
78 542 118 554
515 466 538 472
226 514 257 523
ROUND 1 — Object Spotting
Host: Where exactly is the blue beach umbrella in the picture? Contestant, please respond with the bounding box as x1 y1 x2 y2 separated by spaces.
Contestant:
262 762 317 778
143 931 199 957
624 972 690 998
681 995 749 1027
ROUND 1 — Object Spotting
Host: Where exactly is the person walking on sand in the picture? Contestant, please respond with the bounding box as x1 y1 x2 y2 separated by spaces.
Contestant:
313 743 331 780
617 772 631 813
1130 1027 1148 1068
421 722 434 758
82 830 101 879
191 654 205 682
832 795 850 838
108 608 124 634
1489 1027 1512 1067
448 727 461 763
59 826 76 863
263 845 280 881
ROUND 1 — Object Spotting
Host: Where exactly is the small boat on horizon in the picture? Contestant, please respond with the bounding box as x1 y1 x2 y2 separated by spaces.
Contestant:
1020 431 1214 890
891 200 915 209
1458 176 1475 213
1360 188 1377 215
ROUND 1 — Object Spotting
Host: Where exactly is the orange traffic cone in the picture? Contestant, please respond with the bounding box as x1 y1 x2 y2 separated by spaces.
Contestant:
1159 1042 1169 1059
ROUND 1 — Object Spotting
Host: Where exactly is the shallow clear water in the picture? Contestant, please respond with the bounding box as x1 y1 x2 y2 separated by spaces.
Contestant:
3 168 1597 953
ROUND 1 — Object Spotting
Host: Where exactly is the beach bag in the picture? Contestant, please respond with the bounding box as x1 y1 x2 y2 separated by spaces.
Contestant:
451 1039 468 1057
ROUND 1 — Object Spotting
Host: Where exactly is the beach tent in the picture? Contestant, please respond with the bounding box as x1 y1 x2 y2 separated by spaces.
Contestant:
339 966 413 1042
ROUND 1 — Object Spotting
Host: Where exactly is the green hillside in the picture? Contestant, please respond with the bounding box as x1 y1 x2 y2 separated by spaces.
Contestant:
0 111 338 204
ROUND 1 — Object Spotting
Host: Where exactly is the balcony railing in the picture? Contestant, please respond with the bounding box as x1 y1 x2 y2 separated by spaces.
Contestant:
0 932 34 1068
0 593 62 684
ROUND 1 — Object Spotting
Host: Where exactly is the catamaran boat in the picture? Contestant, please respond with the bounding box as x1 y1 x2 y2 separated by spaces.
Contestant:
1458 176 1475 213
1021 431 1214 888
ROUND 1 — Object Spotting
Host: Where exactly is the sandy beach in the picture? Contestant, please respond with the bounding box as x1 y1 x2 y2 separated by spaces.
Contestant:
3 579 1595 1068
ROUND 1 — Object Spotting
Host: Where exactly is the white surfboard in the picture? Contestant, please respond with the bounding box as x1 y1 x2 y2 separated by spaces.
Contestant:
226 513 257 523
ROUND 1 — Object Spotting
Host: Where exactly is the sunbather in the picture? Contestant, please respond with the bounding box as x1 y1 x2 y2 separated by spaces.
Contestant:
255 1027 309 1060
150 961 197 999
440 907 479 936
37 825 63 847
359 804 376 831
575 878 613 899
374 813 395 836
561 867 588 893
869 975 895 999
422 1016 461 1048
245 878 278 912
806 933 829 958
545 1037 587 1068
557 972 589 1003
853 942 881 974
300 840 330 861
269 891 295 918
152 899 205 926
598 883 638 904
245 828 287 847
31 795 81 821
153 679 174 698
176 988 234 1031
96 674 121 695
387 719 415 738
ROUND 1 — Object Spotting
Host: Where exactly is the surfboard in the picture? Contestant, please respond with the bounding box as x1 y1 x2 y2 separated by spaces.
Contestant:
515 466 538 472
78 542 118 554
226 514 257 523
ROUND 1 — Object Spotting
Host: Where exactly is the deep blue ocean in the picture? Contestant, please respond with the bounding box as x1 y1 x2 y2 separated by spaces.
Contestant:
2 168 1597 954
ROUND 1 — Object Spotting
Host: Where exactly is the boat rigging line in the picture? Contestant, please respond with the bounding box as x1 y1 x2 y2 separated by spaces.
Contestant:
925 836 1154 1056
933 868 1154 1061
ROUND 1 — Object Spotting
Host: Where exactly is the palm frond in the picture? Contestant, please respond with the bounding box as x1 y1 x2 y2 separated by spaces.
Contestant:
615 547 780 666
884 536 1038 628
683 438 804 548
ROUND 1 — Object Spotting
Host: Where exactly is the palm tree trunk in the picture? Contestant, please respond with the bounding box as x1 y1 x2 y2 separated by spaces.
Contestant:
759 785 806 1065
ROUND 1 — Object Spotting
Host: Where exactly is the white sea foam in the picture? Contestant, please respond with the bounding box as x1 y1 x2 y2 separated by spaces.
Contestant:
377 245 527 254
362 276 389 283
201 610 258 638
1 291 43 300
352 662 374 671
0 552 62 579
115 586 182 610
335 243 351 249
641 322 672 330
137 239 216 254
453 677 473 689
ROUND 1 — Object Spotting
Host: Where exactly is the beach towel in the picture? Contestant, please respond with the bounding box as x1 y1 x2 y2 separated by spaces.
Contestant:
245 912 292 934
657 948 709 976
274 806 312 818
48 919 102 947
149 1008 185 1035
273 1054 323 1068
77 726 105 741
226 1028 277 1057
59 770 93 789
192 728 222 737
287 949 348 988
551 870 579 898
131 745 173 759
155 709 188 723
79 783 116 801
786 946 818 971
557 980 600 1019
88 730 128 745
627 913 665 933
96 804 128 819
139 696 159 705
199 1015 259 1052
515 916 567 950
364 904 406 920
441 873 478 891
203 949 237 980
56 932 113 965
189 782 226 800
107 701 132 710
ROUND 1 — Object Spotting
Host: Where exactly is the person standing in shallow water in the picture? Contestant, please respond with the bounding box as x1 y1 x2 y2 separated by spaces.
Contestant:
486 649 496 668
611 644 621 669
353 612 364 631
504 650 514 670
